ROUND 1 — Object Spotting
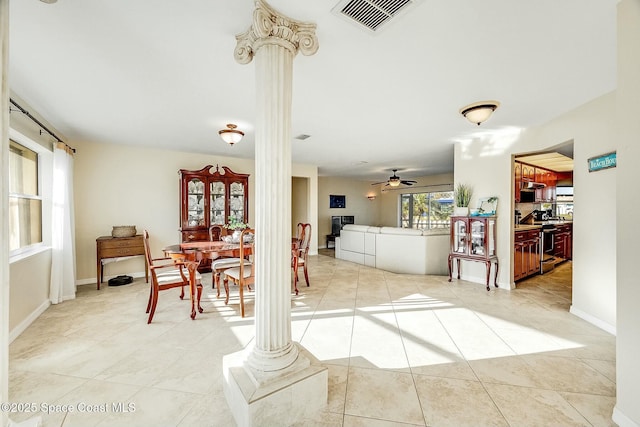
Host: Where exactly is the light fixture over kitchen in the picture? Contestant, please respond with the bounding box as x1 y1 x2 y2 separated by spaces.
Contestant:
460 101 500 125
218 123 244 146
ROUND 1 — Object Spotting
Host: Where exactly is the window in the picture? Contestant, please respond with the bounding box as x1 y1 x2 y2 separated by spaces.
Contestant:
400 191 453 230
9 139 42 252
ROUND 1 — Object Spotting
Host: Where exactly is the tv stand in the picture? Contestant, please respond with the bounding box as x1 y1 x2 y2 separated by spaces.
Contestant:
326 234 338 249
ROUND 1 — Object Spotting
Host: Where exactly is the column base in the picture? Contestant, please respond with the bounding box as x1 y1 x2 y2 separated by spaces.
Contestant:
223 342 328 427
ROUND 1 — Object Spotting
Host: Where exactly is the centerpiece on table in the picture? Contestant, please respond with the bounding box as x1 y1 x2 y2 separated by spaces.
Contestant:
223 218 250 243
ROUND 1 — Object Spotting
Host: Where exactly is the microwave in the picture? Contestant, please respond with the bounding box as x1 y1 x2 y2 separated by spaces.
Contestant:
520 190 535 203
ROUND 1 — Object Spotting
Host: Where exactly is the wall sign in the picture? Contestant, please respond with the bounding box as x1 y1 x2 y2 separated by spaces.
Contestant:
588 151 617 173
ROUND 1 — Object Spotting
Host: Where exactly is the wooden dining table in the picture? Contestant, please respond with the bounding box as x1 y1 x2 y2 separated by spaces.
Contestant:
162 240 253 319
163 240 253 262
163 238 302 316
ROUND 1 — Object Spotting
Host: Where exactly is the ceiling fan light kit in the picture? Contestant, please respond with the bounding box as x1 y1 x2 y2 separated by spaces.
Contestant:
372 169 417 187
460 101 500 125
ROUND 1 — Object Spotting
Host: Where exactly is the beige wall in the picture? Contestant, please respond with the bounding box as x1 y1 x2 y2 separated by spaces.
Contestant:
317 176 380 245
292 176 309 234
615 0 640 425
317 173 453 247
9 250 51 333
74 140 318 282
8 114 55 340
377 173 454 227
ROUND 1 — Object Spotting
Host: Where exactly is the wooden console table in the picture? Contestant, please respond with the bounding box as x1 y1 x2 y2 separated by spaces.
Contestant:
96 235 148 290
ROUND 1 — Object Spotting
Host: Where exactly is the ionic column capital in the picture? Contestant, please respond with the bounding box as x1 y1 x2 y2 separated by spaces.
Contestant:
234 0 318 64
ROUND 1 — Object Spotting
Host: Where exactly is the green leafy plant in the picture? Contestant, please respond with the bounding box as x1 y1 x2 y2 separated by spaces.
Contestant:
454 183 473 207
223 217 249 230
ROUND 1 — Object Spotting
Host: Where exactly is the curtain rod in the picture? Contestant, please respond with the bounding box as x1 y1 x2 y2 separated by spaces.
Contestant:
9 98 76 153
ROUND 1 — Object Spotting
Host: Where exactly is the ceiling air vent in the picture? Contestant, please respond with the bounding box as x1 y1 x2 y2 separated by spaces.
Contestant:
332 0 420 33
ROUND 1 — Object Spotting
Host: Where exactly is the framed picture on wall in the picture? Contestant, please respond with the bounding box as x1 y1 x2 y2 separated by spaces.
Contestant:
329 194 346 208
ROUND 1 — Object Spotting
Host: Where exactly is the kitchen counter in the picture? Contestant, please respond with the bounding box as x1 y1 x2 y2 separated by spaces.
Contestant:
532 220 573 225
515 224 542 231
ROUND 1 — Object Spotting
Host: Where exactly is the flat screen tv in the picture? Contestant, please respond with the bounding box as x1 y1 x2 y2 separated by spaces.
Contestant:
329 194 346 209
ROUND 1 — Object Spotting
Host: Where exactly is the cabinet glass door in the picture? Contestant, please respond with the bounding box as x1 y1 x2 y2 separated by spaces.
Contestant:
229 181 245 222
452 219 467 253
488 218 496 257
188 178 205 226
470 219 485 256
210 181 225 225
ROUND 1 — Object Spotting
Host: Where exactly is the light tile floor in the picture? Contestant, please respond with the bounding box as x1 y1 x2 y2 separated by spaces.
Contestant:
9 256 616 427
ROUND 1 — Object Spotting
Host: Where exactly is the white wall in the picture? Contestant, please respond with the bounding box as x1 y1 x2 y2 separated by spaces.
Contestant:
454 92 617 329
614 1 640 425
1 1 9 422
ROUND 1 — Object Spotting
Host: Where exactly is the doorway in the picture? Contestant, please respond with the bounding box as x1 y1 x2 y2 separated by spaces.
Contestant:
513 141 574 304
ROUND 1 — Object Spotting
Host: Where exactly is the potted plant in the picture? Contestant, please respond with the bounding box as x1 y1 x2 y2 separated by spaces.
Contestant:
454 183 473 216
224 217 249 242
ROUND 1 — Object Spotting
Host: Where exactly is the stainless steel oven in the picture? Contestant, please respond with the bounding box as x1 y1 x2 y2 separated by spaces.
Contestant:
540 225 556 274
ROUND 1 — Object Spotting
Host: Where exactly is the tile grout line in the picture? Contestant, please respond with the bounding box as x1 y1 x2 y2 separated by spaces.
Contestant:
386 272 429 427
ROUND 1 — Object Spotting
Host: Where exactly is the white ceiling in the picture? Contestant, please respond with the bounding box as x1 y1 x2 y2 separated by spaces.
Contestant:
8 0 617 182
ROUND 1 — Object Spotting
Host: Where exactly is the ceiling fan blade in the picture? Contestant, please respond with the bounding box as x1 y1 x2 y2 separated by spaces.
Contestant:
402 180 417 185
371 181 387 185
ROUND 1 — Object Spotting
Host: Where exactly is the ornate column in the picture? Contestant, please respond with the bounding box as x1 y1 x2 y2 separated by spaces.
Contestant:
223 2 326 426
234 0 317 375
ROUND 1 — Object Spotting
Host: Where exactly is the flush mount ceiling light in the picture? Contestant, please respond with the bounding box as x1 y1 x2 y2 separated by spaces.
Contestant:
39 0 58 3
460 101 500 126
218 123 244 146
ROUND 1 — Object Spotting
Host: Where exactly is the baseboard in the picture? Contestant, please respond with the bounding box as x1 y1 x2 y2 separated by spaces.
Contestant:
569 305 616 335
9 300 50 344
612 406 640 427
76 270 147 287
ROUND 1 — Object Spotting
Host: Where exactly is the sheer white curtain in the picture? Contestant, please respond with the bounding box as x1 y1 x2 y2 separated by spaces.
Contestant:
50 142 76 304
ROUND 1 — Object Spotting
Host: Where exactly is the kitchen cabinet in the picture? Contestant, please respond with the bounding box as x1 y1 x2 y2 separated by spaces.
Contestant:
553 223 572 260
448 216 499 291
514 228 540 281
179 165 249 269
514 160 557 203
514 162 522 203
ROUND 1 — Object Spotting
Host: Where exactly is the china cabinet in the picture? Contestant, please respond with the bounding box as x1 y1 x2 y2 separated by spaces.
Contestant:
179 165 249 244
448 216 499 291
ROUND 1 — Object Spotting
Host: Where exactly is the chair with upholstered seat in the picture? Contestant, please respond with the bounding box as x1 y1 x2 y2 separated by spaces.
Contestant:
224 228 255 317
143 230 203 323
292 222 311 295
208 224 241 302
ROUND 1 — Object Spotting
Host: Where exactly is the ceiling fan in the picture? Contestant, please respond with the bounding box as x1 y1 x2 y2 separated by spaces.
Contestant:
371 169 417 187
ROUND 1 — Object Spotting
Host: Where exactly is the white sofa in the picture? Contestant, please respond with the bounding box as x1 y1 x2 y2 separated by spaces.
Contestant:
335 224 449 275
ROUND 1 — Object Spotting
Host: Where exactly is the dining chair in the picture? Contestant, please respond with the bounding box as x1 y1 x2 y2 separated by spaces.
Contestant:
209 223 241 302
292 223 311 295
224 228 255 317
209 224 225 242
143 230 203 323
